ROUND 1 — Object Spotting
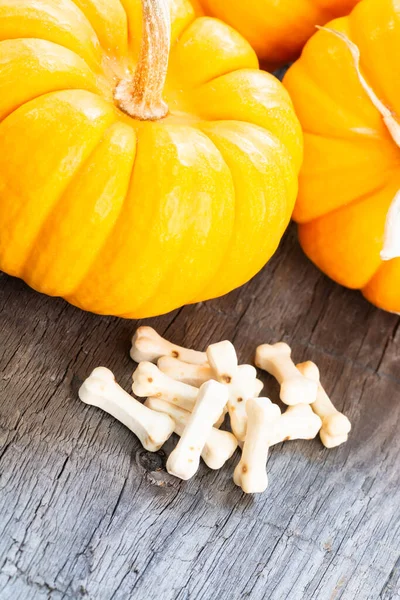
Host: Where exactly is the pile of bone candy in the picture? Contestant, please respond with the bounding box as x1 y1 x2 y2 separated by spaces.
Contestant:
78 327 351 494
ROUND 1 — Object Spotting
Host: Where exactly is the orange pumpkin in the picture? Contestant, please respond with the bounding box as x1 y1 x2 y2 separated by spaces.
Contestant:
284 0 400 313
193 0 360 69
0 0 302 318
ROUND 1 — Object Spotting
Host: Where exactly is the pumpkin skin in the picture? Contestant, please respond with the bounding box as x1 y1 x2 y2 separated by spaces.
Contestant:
193 0 360 69
0 0 302 318
284 0 400 313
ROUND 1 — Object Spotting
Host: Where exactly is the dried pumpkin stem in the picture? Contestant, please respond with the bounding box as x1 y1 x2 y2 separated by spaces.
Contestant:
320 27 400 260
115 0 170 120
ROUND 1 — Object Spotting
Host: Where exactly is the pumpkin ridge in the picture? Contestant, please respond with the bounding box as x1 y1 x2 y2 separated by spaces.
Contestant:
70 0 129 59
117 125 238 318
301 128 388 142
297 180 386 227
283 15 400 138
169 16 258 91
361 259 400 313
67 126 154 316
0 89 117 282
0 38 102 122
21 118 125 290
320 27 400 148
118 0 143 58
194 65 259 89
193 69 303 172
187 127 240 304
131 125 237 317
190 121 294 302
65 0 108 56
297 165 398 226
0 87 87 124
112 0 129 30
4 87 106 125
167 3 197 49
63 125 137 300
298 174 400 291
0 0 103 70
347 1 400 131
362 262 390 299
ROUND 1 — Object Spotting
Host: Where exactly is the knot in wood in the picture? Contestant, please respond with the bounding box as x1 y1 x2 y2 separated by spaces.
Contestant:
137 449 165 472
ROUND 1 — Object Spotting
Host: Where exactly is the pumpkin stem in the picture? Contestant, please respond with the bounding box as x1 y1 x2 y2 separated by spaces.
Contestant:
114 0 170 120
320 27 400 260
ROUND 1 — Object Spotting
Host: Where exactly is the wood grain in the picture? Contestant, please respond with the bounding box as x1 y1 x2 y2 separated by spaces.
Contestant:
0 225 399 600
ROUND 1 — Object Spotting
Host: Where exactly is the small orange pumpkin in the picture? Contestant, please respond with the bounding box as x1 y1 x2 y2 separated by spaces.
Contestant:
284 0 400 313
0 0 302 318
193 0 360 69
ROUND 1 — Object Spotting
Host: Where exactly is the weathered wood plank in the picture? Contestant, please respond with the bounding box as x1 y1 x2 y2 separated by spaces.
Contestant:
0 225 399 600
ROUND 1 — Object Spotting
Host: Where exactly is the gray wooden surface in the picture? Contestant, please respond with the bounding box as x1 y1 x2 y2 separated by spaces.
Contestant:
0 225 399 600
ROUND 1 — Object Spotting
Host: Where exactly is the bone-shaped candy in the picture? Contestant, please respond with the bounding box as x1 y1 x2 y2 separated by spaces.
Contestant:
79 367 175 452
132 361 198 411
237 403 323 449
157 356 213 387
145 397 237 470
207 341 261 441
157 356 264 394
166 380 229 480
297 361 351 448
132 362 227 427
131 326 207 364
269 404 322 446
234 398 281 493
255 343 318 406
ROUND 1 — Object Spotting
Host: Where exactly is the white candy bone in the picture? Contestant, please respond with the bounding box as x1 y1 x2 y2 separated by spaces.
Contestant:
145 397 237 470
297 361 351 448
269 404 322 446
132 361 198 411
207 341 260 441
237 403 322 450
157 356 264 394
234 398 281 493
79 367 175 452
166 380 229 480
255 342 318 406
130 326 207 364
157 356 213 387
132 362 226 427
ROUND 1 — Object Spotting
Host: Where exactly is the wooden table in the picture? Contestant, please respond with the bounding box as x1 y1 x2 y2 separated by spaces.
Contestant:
0 225 399 600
